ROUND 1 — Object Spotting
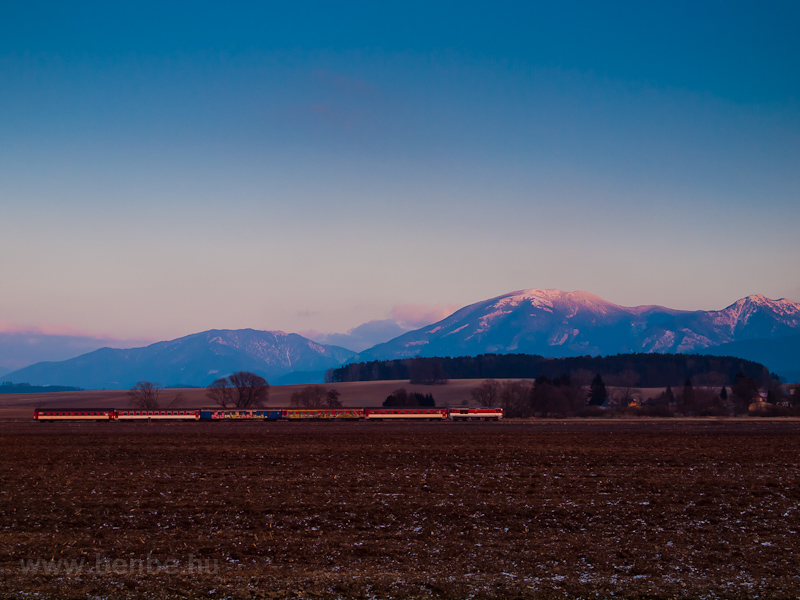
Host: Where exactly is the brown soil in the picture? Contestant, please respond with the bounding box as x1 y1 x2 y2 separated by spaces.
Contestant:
2 419 800 599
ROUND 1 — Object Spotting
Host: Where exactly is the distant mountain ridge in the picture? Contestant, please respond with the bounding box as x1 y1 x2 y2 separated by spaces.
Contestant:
4 329 354 390
353 290 800 378
5 290 800 389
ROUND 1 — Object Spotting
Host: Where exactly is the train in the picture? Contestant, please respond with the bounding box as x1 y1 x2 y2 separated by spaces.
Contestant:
33 406 503 422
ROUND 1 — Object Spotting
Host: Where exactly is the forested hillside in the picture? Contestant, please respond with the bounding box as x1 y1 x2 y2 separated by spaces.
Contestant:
327 353 771 388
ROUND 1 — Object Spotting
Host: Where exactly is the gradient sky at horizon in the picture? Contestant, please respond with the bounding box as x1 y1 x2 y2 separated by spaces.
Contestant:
1 1 799 342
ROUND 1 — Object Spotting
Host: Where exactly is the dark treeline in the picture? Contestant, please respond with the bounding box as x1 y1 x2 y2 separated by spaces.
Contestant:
0 382 83 394
326 353 771 388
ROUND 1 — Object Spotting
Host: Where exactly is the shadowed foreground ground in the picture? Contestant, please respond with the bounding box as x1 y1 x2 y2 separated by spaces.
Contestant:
1 419 799 599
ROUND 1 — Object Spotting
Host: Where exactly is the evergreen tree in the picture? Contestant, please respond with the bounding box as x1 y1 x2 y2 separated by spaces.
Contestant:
416 392 436 407
682 377 696 414
719 386 728 401
732 370 759 415
588 374 608 406
665 386 675 405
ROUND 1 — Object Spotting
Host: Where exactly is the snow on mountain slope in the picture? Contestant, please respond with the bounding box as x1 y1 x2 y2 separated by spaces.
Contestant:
7 290 800 389
3 329 355 390
707 295 800 337
354 290 800 363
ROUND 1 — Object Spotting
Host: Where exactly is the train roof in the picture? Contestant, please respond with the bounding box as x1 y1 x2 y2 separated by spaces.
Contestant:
35 407 117 411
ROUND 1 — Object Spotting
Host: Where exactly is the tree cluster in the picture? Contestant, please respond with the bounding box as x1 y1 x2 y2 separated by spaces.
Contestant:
205 371 269 408
383 388 436 407
474 369 799 418
290 385 342 408
0 382 83 394
468 369 783 418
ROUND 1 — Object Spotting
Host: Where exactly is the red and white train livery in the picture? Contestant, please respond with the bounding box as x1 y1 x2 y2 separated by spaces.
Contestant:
34 406 503 422
34 408 201 421
448 407 503 421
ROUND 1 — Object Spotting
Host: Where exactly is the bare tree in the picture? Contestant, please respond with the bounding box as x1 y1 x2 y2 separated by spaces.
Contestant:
206 378 233 408
228 371 269 408
167 392 186 408
499 380 533 418
767 375 787 406
570 369 594 394
128 381 161 410
609 370 640 410
792 384 800 407
471 379 500 407
290 385 327 408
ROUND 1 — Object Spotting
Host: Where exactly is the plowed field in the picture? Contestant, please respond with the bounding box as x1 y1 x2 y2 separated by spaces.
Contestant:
2 420 800 599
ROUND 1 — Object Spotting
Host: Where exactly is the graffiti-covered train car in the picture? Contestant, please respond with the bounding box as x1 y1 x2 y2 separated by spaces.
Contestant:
199 409 281 421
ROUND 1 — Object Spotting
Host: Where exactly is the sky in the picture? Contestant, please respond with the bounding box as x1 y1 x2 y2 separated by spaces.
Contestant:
1 1 799 365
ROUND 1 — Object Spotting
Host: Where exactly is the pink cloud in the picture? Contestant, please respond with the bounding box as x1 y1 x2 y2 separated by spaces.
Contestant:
0 319 90 337
390 304 461 329
297 329 321 339
0 319 152 342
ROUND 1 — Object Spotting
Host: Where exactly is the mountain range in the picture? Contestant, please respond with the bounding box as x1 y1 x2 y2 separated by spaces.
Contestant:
4 290 800 389
4 329 353 390
355 289 800 359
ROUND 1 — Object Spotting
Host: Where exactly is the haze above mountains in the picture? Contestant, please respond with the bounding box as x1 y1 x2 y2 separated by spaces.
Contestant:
4 289 800 389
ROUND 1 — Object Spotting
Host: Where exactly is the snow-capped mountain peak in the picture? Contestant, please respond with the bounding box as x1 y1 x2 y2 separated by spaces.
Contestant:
712 295 800 333
354 290 800 363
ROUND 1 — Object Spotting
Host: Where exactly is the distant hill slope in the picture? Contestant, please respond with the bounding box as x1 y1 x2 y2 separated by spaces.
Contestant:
3 329 355 390
353 290 800 379
705 334 800 383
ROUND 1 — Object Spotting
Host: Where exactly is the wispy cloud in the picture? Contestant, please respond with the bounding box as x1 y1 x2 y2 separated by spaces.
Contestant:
0 320 112 338
304 304 462 352
302 319 410 353
390 304 460 329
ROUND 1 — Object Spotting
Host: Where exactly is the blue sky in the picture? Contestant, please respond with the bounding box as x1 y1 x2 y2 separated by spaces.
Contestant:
1 1 799 353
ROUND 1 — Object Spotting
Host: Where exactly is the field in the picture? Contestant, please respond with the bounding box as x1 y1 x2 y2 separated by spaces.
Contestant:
2 419 800 599
0 380 493 421
0 380 672 421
